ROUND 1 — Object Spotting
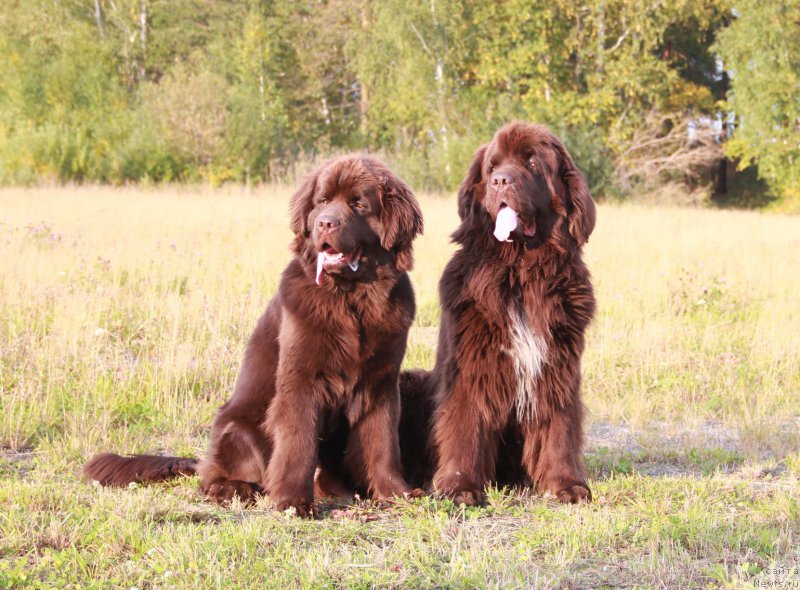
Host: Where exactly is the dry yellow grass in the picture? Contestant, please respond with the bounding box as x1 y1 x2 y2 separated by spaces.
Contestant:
2 187 798 454
583 204 800 449
1 187 799 588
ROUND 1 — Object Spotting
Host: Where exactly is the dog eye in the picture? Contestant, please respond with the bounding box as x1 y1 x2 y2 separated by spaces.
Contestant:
528 159 537 170
317 196 328 205
351 199 365 210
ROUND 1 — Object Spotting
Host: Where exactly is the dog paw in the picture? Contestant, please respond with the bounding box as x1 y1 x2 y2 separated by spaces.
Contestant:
272 497 314 518
203 480 262 506
404 487 426 499
451 488 484 507
434 473 485 506
555 483 592 504
370 476 424 502
373 487 426 509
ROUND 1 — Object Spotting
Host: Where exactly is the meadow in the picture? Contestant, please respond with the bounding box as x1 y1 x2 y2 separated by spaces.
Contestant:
1 187 799 589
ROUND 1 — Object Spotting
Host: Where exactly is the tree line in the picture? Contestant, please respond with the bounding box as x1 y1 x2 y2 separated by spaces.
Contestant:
0 0 797 205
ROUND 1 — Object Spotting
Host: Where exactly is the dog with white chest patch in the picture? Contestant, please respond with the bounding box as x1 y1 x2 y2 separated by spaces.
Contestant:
399 122 597 505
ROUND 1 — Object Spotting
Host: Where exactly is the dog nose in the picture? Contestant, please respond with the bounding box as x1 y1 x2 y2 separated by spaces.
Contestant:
490 172 514 188
316 215 341 231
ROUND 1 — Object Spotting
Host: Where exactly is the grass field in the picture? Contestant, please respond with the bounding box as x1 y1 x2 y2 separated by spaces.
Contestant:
1 186 799 589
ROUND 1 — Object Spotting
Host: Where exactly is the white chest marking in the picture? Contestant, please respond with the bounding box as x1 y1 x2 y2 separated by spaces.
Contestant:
503 308 548 422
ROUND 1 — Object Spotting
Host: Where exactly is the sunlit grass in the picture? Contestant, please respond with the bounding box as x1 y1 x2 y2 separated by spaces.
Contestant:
2 187 798 453
583 205 800 451
1 186 799 587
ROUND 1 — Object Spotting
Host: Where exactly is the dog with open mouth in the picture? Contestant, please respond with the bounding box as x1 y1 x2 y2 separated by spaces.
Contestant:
399 122 597 505
83 155 424 517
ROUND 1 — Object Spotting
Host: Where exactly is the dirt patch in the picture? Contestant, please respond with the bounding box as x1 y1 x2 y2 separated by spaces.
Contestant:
583 419 800 479
585 420 743 454
585 420 751 478
0 449 37 477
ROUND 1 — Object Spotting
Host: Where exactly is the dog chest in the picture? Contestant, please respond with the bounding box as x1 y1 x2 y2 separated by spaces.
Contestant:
502 308 547 422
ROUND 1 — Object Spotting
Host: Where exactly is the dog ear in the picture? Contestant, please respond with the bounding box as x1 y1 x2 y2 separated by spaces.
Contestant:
457 145 488 220
288 170 319 254
379 171 424 272
555 142 596 245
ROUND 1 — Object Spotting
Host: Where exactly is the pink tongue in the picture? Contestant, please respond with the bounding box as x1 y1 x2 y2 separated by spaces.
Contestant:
316 252 343 285
493 207 519 242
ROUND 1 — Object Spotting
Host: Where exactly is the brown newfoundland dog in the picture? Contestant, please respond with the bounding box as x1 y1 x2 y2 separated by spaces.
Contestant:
84 155 423 517
400 122 596 505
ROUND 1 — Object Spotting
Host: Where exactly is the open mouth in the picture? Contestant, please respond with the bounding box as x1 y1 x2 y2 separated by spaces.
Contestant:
493 203 536 242
316 243 361 285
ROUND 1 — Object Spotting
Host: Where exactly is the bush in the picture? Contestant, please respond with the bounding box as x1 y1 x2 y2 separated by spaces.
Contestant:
142 67 229 170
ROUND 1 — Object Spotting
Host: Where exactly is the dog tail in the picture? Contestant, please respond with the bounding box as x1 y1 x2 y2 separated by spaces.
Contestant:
82 452 198 487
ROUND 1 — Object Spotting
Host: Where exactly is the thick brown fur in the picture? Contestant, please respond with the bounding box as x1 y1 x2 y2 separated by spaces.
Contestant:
82 453 198 486
400 122 596 505
83 155 424 517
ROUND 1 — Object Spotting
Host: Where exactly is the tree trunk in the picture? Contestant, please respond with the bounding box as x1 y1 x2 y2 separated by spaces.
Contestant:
714 122 729 196
94 0 104 38
359 5 370 137
714 157 727 195
140 0 147 53
139 0 147 80
596 1 605 74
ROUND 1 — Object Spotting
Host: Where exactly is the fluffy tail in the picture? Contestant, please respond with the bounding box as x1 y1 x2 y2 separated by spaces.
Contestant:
82 453 198 487
398 369 436 487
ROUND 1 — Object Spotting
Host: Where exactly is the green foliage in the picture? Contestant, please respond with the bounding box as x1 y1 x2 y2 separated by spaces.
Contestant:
0 0 792 205
714 0 800 206
142 66 229 169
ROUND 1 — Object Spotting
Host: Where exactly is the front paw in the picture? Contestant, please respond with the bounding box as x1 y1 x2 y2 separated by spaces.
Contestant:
314 467 353 499
373 487 426 509
369 474 422 502
202 479 262 506
272 496 314 518
404 487 425 499
451 488 484 506
434 473 484 506
554 483 592 504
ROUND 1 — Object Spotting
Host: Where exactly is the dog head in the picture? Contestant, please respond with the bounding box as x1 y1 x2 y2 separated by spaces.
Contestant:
457 122 596 251
289 155 423 285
